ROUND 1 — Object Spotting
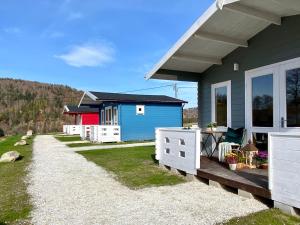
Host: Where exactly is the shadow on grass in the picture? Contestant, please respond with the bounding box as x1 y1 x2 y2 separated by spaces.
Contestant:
0 222 8 225
151 154 158 164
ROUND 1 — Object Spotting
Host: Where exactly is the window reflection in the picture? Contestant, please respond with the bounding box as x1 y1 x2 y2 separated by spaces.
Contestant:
286 68 300 127
252 74 273 127
215 86 227 126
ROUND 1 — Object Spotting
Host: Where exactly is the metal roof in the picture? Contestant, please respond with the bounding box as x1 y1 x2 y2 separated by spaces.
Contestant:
146 0 300 80
87 91 187 104
63 105 99 114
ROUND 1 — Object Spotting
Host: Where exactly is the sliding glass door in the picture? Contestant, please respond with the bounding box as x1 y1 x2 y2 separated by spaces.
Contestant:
246 57 300 141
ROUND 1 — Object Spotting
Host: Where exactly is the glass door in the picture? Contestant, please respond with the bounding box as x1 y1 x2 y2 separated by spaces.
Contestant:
279 60 300 132
245 67 280 141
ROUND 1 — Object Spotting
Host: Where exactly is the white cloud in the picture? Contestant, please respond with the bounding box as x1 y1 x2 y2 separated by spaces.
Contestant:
3 27 21 34
55 41 115 67
67 12 84 21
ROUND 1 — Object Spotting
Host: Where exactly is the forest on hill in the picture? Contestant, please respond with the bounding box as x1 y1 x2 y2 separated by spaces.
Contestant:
0 78 197 135
0 78 82 135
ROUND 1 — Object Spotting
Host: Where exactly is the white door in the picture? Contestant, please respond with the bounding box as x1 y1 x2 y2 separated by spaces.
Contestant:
246 57 300 140
245 67 280 140
279 60 300 132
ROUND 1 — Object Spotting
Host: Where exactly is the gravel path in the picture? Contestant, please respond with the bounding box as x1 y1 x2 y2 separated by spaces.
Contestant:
71 142 155 151
28 135 267 225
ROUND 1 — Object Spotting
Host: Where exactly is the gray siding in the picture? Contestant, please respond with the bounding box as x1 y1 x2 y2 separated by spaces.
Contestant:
198 15 300 128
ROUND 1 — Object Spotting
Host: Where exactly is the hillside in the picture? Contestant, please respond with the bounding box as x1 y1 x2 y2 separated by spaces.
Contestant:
0 78 83 135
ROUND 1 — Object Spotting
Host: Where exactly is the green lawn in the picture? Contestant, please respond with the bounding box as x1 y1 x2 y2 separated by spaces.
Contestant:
221 209 300 225
0 136 33 225
55 135 82 142
67 140 153 148
78 146 186 189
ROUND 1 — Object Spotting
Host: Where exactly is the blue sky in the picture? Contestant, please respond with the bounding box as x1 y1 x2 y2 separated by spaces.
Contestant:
0 0 214 107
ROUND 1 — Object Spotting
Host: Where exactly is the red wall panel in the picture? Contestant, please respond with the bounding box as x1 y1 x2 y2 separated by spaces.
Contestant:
81 113 99 125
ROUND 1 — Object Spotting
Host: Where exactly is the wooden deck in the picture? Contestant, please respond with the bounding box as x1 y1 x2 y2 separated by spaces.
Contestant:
197 157 271 199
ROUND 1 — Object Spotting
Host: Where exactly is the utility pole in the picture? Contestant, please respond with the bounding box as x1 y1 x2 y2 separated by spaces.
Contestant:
173 83 178 98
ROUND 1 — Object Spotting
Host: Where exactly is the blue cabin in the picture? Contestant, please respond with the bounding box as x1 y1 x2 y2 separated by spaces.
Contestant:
79 91 186 141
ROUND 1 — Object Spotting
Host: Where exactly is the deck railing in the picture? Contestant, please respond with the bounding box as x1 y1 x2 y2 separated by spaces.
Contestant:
269 132 300 209
155 128 201 175
89 125 121 143
63 125 81 135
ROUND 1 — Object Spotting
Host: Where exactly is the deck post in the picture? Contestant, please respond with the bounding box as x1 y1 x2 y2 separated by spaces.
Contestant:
238 189 254 199
209 180 223 189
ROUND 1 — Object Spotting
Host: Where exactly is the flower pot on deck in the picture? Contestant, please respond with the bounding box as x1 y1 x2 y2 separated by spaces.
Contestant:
229 163 237 171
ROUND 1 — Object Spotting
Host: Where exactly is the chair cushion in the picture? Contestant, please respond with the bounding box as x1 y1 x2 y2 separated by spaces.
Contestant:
224 127 244 145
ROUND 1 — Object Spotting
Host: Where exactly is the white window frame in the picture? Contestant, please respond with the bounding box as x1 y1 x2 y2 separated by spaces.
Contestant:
245 67 280 139
245 56 300 140
101 110 104 125
211 80 231 128
105 106 113 125
136 105 145 115
113 107 118 125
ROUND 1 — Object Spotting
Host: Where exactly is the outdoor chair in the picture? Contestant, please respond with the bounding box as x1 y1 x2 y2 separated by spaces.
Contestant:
218 128 246 162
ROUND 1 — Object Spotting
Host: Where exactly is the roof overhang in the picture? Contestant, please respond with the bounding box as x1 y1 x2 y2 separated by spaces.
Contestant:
146 0 300 81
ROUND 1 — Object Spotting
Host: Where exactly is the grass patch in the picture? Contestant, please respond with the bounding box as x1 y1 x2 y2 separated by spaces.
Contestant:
55 135 81 142
67 140 153 148
0 136 33 225
221 209 300 225
78 146 186 189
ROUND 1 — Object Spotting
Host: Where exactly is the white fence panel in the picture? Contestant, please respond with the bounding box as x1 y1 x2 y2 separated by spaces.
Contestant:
80 125 91 140
91 125 121 143
269 132 300 209
156 128 201 175
63 125 68 134
63 125 81 135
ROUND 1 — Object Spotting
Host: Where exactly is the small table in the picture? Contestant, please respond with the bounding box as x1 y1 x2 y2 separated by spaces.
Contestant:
201 130 225 158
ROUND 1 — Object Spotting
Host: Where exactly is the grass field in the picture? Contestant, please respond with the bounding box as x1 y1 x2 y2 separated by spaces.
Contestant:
0 136 33 225
55 135 81 142
78 146 186 189
67 140 153 148
221 209 300 225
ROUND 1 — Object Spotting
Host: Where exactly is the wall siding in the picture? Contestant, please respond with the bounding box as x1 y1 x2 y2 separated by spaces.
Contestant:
198 15 300 128
119 103 182 141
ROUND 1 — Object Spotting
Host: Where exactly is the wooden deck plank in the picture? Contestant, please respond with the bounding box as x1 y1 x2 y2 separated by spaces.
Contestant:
197 157 271 199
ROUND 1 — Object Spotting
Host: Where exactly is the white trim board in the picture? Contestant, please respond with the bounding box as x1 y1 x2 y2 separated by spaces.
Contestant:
211 80 232 128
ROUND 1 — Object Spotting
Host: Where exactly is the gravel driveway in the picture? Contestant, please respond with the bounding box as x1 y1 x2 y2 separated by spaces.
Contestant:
28 135 267 225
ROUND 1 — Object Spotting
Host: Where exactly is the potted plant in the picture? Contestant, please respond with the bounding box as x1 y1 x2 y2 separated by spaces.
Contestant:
207 122 217 132
254 151 268 169
225 153 238 171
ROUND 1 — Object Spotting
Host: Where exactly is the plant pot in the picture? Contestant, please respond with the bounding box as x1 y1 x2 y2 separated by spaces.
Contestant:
229 163 237 171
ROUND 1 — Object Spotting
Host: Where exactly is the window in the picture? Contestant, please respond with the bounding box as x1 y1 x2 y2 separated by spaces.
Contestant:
136 105 145 115
113 107 118 125
286 68 300 127
105 107 112 125
101 110 104 125
252 74 273 127
211 81 231 127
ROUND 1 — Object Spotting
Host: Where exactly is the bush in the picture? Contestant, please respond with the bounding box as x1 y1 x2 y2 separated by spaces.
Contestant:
0 128 4 137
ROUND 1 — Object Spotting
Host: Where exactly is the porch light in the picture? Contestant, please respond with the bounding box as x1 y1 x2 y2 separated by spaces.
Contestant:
234 63 239 71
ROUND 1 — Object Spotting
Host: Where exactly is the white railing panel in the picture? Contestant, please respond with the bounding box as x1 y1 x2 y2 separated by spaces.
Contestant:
269 132 300 209
156 128 201 175
94 125 121 143
80 125 91 140
63 125 81 135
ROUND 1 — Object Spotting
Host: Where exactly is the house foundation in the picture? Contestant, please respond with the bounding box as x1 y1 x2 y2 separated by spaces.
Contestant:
274 201 300 217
